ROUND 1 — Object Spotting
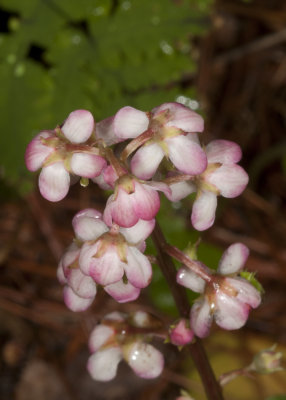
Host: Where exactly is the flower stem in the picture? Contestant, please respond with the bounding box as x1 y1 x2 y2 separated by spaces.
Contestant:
151 221 224 400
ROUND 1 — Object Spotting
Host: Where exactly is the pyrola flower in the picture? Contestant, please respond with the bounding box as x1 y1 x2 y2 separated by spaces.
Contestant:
166 139 249 230
57 242 97 312
96 102 207 180
70 208 154 302
103 174 170 228
177 243 261 337
25 110 106 201
87 311 164 381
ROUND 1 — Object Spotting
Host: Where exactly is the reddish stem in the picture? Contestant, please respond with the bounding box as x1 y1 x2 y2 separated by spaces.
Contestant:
151 221 224 400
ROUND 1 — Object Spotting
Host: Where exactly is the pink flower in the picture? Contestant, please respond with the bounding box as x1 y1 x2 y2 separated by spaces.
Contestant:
103 174 170 228
25 110 106 202
177 243 261 337
169 319 194 346
87 312 164 381
71 208 154 301
167 140 249 230
96 103 207 180
57 243 97 312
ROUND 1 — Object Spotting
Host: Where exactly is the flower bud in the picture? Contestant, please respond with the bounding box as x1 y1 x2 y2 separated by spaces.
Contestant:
250 345 283 374
169 319 194 347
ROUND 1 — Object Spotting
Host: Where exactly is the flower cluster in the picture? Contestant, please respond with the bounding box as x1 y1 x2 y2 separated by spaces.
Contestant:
177 243 261 337
57 208 155 309
87 311 164 381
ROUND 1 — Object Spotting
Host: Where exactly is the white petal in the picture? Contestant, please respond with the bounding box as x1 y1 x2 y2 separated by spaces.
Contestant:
131 143 164 180
57 264 67 285
226 278 261 308
124 247 152 288
25 132 54 171
96 116 121 145
68 269 97 298
61 243 80 274
206 140 242 164
166 135 207 175
104 280 140 303
39 162 70 202
120 219 155 244
70 153 106 178
176 267 206 293
104 311 127 321
88 325 115 352
214 291 249 330
218 243 249 275
191 191 217 231
114 106 149 139
190 298 212 338
72 209 108 241
125 342 164 379
62 110 94 143
152 102 204 132
207 164 249 198
63 286 94 312
165 181 196 202
87 348 122 381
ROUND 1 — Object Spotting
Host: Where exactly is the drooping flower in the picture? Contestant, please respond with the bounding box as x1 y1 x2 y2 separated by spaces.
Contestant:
96 102 207 180
177 243 261 338
103 173 170 228
166 139 249 230
57 242 97 312
87 311 164 381
71 208 154 301
25 110 106 201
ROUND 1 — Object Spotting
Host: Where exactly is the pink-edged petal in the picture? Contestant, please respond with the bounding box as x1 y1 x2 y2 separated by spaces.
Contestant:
165 135 207 175
125 342 164 379
206 140 242 164
57 264 67 285
131 143 164 180
124 247 152 288
72 209 108 241
70 153 106 178
114 106 149 139
176 267 206 293
104 190 139 228
207 164 249 198
87 347 122 381
191 191 217 231
225 278 261 308
165 181 196 202
133 182 160 221
68 269 97 299
61 110 94 144
145 180 172 198
190 298 212 338
120 219 155 244
79 242 124 286
218 243 249 275
88 325 115 352
25 132 54 171
60 243 80 274
63 286 94 312
39 162 70 202
104 280 140 303
152 102 204 132
96 116 122 145
214 292 249 330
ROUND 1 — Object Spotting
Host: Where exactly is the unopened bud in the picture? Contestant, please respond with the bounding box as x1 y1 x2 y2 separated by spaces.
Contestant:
250 345 283 374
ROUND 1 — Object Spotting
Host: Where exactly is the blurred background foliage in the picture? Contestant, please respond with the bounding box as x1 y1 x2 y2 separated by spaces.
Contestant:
0 0 211 191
